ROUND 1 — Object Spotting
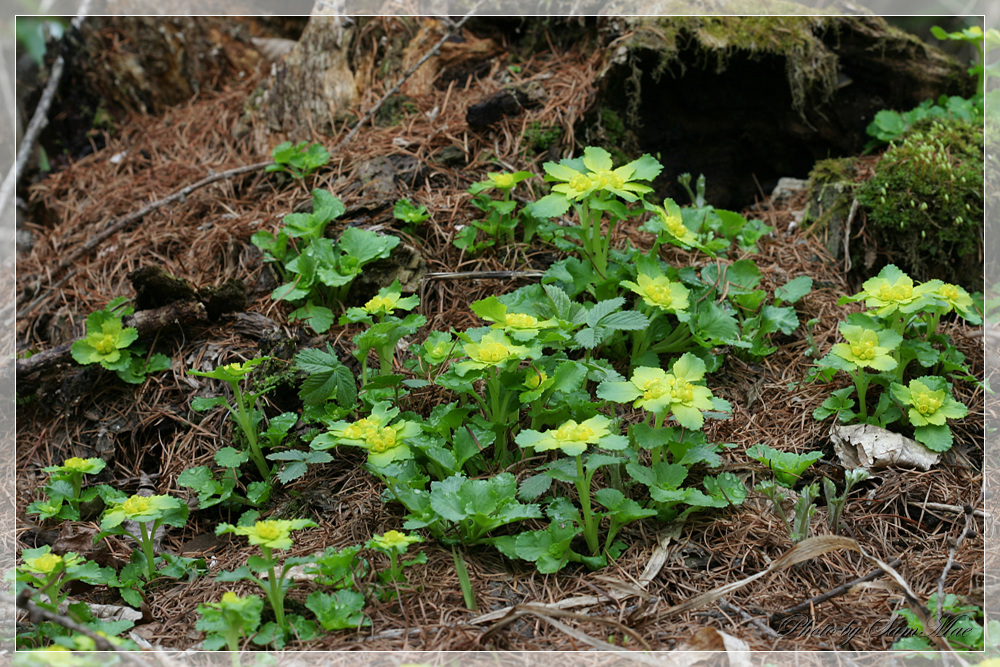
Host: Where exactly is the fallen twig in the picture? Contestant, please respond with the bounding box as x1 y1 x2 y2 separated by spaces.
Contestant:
479 602 653 653
17 163 267 318
9 589 148 665
719 598 781 639
770 557 904 622
935 493 981 624
908 500 987 519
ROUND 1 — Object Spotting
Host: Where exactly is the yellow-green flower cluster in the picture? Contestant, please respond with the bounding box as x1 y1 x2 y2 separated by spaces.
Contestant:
890 377 968 428
622 273 690 313
218 518 316 551
543 147 657 202
454 330 532 376
312 401 421 467
598 353 716 430
515 415 627 456
367 530 423 554
830 324 899 371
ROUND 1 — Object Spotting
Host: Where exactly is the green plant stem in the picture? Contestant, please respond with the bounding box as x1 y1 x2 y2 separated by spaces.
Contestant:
575 455 600 556
139 522 157 580
262 547 286 631
452 546 478 611
852 370 871 422
650 411 667 465
229 384 270 480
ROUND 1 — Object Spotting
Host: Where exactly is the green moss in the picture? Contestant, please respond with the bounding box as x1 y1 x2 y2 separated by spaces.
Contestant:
524 121 563 153
857 117 983 287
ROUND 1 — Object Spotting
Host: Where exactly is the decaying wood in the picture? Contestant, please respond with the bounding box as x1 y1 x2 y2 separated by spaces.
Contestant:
15 300 207 382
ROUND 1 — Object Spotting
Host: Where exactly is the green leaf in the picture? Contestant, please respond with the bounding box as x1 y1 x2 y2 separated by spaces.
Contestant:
526 193 571 219
775 276 813 305
703 472 748 505
470 295 508 324
215 447 249 468
760 305 800 335
914 424 953 452
518 473 553 501
600 310 649 331
306 590 369 631
596 380 641 404
586 297 626 328
627 153 663 182
696 301 739 344
295 345 358 408
289 302 335 334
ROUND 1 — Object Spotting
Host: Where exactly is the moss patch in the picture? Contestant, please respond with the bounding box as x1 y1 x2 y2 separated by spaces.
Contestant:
857 116 983 291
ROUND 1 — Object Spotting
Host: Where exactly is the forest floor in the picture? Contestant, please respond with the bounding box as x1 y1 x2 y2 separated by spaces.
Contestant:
11 16 991 656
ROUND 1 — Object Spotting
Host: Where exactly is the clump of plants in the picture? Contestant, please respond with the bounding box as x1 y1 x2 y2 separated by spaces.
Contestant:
813 264 978 451
71 297 170 384
252 188 399 333
267 141 330 180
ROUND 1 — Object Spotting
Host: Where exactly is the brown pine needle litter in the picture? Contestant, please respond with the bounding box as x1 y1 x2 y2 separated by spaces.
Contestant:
14 17 986 654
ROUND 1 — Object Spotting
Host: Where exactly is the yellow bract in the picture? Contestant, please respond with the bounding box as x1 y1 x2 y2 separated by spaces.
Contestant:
663 214 688 239
221 591 242 604
849 336 876 361
876 282 912 302
365 295 394 313
525 369 547 390
570 174 592 192
253 521 284 542
642 376 670 402
915 390 943 416
592 169 624 189
63 457 90 471
343 418 376 440
939 284 959 301
367 427 397 453
671 379 695 403
493 173 515 189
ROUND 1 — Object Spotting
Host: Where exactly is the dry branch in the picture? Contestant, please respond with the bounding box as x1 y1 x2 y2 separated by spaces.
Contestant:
16 163 268 318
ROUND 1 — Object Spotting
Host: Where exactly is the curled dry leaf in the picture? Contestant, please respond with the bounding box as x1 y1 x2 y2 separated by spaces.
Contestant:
831 423 939 471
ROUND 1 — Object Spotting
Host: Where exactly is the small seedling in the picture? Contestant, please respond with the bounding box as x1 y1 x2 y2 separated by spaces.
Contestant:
267 141 330 180
215 518 318 649
98 493 189 580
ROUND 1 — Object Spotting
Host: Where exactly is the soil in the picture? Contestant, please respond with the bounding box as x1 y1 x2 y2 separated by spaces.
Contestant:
11 15 989 656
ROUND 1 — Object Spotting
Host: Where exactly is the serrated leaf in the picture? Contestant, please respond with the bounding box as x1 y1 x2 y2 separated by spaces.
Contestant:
697 301 739 344
760 305 800 335
295 345 358 408
599 310 649 331
517 474 552 502
191 396 228 412
586 297 626 328
573 327 602 349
